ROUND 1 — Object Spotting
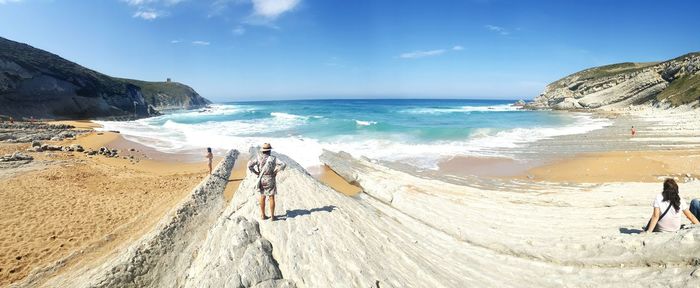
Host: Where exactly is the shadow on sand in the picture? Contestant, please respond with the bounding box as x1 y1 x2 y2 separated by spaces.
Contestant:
276 205 337 221
619 227 644 234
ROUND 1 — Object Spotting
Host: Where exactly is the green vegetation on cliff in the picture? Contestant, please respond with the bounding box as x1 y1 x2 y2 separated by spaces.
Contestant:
116 79 209 109
533 51 700 109
577 62 658 81
0 36 210 119
656 74 700 106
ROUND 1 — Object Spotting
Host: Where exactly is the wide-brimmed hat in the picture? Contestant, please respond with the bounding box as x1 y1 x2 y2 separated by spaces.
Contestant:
261 143 272 152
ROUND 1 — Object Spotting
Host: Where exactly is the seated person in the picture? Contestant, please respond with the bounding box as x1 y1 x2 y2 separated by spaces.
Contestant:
646 178 700 232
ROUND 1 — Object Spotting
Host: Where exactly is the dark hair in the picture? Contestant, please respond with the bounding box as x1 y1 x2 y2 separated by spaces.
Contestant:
262 150 271 155
207 147 212 153
662 178 681 212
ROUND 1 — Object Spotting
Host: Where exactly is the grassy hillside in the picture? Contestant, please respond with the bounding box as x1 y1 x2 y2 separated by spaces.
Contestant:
0 36 210 118
543 51 700 108
575 62 658 81
117 78 210 108
656 74 700 105
0 37 130 98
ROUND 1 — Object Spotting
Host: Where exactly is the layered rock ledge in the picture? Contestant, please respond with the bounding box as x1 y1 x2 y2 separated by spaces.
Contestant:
15 148 700 287
528 52 700 110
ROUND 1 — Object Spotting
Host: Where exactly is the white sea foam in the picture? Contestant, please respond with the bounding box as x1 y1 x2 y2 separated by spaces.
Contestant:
323 114 612 169
401 104 519 114
354 120 377 126
97 111 611 170
270 112 309 120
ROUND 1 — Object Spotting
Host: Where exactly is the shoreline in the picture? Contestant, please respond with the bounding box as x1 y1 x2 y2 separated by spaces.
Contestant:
3 105 700 286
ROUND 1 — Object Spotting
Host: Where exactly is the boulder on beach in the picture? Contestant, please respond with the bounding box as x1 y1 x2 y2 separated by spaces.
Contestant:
1 152 33 162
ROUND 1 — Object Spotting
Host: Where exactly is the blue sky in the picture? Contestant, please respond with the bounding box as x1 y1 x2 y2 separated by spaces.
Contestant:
1 0 699 101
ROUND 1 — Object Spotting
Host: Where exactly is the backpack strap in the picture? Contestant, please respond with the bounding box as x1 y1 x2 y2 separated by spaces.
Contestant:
658 203 673 221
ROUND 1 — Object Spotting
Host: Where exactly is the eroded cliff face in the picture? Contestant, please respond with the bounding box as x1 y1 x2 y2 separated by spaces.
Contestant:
0 37 210 119
529 53 700 110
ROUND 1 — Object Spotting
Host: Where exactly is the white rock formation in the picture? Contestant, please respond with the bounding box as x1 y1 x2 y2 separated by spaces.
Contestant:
17 147 700 287
320 150 700 287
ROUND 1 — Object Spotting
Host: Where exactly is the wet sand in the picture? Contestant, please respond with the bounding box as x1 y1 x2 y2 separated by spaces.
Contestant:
309 165 363 196
526 149 700 183
224 153 249 202
437 155 545 178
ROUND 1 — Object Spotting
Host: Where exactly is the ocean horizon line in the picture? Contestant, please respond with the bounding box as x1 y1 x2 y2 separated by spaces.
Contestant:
217 97 526 104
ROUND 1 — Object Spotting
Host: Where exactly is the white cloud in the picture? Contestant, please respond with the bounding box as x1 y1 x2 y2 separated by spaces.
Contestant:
192 40 211 46
0 0 22 4
399 49 446 59
399 44 464 60
122 0 184 20
485 24 510 35
170 40 181 44
123 0 185 6
251 0 300 19
133 10 160 20
233 26 246 35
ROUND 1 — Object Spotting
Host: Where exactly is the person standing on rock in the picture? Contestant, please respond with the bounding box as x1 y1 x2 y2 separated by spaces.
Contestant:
248 143 286 221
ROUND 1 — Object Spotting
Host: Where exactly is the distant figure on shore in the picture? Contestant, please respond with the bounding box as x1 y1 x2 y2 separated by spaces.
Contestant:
248 143 286 221
631 126 636 136
645 178 699 233
206 147 213 174
9 116 13 124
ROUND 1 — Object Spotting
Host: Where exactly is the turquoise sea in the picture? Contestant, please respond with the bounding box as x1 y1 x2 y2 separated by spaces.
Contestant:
97 99 611 169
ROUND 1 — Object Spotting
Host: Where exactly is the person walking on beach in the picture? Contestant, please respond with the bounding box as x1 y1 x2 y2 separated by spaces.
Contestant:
248 143 286 221
645 178 699 233
205 147 213 175
631 126 636 136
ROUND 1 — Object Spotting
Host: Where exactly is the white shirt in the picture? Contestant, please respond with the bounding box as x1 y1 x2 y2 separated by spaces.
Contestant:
652 194 687 232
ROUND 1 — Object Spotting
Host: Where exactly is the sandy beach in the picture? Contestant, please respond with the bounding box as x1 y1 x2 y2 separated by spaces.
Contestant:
0 121 356 286
0 122 218 286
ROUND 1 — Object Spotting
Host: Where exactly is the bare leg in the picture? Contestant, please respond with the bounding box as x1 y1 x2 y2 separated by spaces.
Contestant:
259 195 267 220
269 195 276 221
208 162 212 175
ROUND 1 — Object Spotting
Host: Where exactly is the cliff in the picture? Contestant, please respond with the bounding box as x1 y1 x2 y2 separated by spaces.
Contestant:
0 37 210 119
528 52 700 110
117 79 210 111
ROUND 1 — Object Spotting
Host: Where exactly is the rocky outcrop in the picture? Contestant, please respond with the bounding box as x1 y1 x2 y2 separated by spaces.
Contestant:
183 216 294 288
0 37 210 119
0 122 89 143
528 52 700 110
17 148 700 287
0 152 33 162
320 150 700 286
